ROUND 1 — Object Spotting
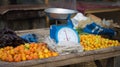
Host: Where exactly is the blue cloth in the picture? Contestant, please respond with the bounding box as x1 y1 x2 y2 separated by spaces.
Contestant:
21 34 38 42
83 22 116 36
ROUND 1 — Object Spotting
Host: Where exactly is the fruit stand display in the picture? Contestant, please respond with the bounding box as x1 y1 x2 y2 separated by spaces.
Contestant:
0 28 120 67
80 34 120 51
0 8 120 66
0 43 58 62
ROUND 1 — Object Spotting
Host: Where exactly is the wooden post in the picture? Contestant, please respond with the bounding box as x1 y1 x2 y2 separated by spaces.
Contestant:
45 0 49 6
45 0 50 27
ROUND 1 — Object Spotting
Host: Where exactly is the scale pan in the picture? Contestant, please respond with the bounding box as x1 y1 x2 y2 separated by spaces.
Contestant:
45 8 78 19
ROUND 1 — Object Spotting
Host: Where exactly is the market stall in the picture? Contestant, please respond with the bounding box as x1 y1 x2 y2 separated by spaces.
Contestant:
0 1 120 67
0 8 120 66
0 28 120 67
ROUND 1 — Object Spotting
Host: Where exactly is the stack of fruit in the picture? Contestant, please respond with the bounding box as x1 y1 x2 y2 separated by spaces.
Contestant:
0 43 58 62
80 34 120 51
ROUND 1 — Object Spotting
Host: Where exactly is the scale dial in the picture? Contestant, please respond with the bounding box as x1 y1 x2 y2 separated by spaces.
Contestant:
56 27 79 43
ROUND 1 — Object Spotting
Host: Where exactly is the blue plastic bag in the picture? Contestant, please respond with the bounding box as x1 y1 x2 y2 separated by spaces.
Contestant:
21 34 38 42
83 22 116 36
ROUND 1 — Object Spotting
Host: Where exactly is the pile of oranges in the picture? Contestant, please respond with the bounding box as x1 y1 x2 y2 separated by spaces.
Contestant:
0 43 58 62
80 34 120 51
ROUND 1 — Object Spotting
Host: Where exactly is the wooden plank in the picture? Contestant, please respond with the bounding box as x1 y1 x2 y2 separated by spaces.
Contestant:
0 4 47 15
85 8 120 14
31 51 120 67
94 50 120 61
16 28 49 36
23 50 120 67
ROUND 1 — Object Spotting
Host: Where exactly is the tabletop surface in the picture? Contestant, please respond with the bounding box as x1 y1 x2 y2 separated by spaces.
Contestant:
0 28 120 67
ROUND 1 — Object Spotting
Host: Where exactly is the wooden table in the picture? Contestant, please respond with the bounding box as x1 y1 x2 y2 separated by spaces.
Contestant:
0 28 120 67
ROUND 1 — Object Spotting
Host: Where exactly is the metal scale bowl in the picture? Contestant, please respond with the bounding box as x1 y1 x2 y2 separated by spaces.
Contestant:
45 8 78 20
45 8 78 27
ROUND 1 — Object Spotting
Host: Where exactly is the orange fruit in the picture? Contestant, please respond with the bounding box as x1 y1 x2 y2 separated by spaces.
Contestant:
30 43 36 47
44 48 49 53
33 53 38 59
10 49 15 55
41 46 46 50
14 54 21 62
26 55 32 60
1 53 7 61
25 50 31 55
30 47 35 53
7 55 13 62
47 52 52 57
44 54 49 58
38 51 44 55
52 52 58 57
39 54 44 59
21 54 26 61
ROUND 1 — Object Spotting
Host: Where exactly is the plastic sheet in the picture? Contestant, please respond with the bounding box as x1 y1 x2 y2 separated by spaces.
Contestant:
44 37 83 55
